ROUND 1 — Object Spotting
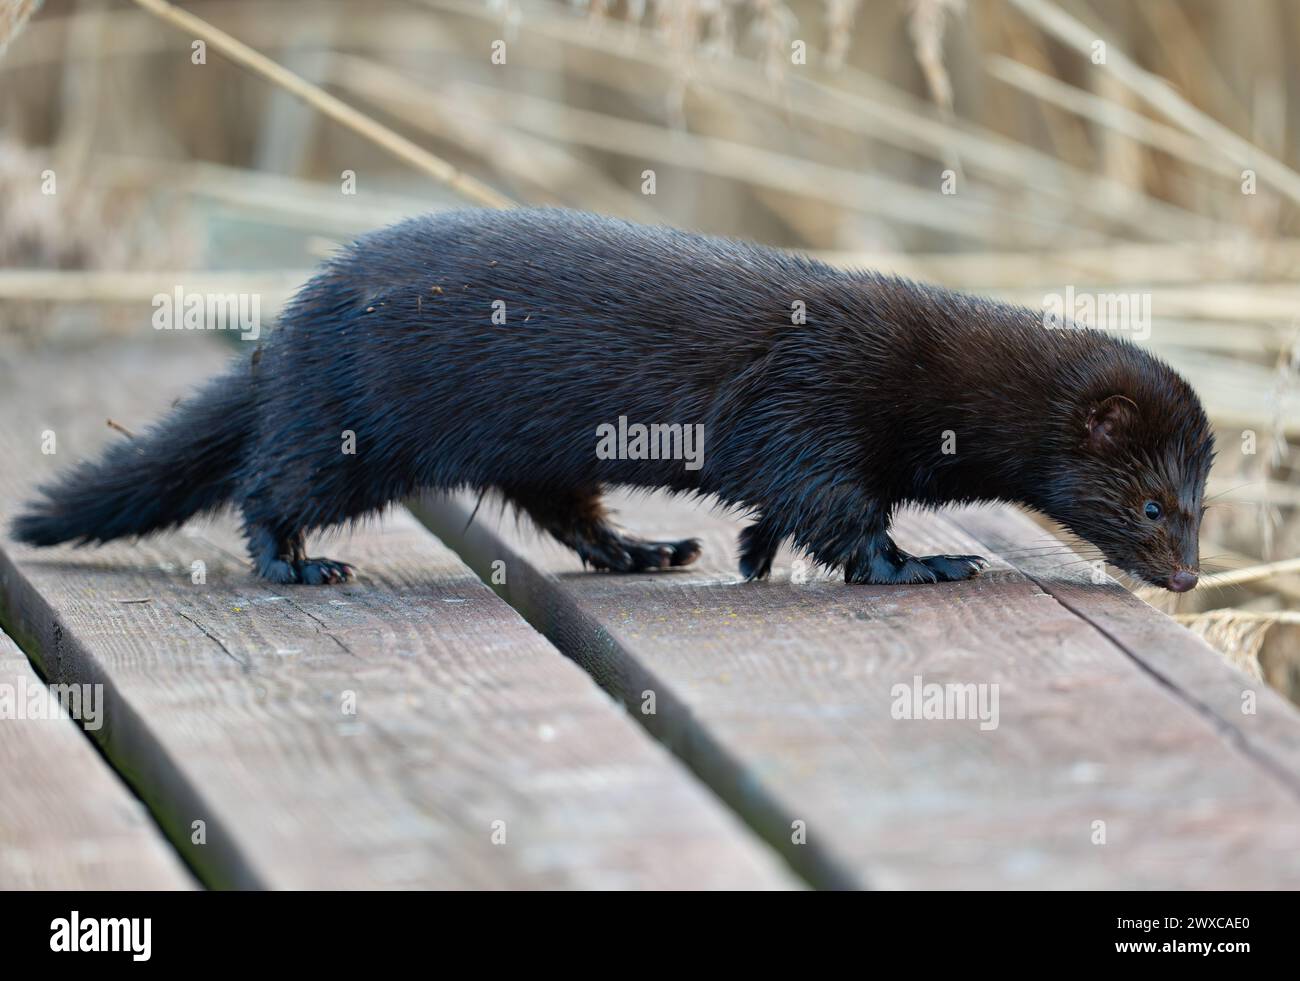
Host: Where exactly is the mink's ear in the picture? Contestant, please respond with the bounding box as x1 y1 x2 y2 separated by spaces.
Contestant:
1084 395 1138 449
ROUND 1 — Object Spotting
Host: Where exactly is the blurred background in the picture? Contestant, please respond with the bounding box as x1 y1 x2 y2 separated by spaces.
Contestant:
1 0 1297 699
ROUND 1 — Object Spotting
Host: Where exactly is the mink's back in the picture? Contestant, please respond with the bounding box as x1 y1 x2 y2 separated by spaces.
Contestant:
243 208 1186 514
248 209 844 499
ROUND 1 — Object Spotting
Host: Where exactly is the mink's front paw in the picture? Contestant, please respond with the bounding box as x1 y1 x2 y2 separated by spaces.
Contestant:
844 549 933 584
844 557 935 585
918 554 987 582
843 551 986 585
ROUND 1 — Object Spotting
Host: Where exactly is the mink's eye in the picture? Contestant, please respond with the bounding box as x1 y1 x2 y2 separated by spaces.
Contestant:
1143 501 1162 520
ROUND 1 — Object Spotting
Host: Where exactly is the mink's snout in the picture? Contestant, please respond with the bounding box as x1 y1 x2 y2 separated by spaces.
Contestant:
1167 570 1198 593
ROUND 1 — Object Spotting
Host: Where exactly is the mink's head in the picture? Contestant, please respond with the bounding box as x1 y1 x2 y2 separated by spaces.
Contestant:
1038 365 1215 592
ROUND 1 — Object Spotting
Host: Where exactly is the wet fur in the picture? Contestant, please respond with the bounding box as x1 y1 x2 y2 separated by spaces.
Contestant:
12 208 1215 588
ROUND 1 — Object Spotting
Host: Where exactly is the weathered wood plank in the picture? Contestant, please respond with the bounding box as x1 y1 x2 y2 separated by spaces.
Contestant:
0 338 795 889
0 625 193 889
415 490 1300 889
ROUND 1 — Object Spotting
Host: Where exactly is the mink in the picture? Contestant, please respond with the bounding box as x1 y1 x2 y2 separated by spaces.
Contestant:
13 208 1215 591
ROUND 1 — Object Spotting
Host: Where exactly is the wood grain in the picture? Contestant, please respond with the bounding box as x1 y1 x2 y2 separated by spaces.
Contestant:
0 337 794 889
0 624 193 889
415 490 1300 889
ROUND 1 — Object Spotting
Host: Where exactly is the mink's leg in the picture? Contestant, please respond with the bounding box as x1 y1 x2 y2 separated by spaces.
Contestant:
738 513 783 581
243 521 355 585
782 489 985 585
503 485 701 573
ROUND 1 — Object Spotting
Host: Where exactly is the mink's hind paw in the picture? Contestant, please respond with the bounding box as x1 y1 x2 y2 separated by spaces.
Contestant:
738 518 781 581
583 534 702 573
295 558 356 585
245 523 355 586
500 486 700 576
262 557 356 585
739 550 774 581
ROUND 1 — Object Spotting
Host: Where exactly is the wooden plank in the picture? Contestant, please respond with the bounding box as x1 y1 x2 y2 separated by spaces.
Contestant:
0 337 795 890
0 625 193 889
415 490 1300 889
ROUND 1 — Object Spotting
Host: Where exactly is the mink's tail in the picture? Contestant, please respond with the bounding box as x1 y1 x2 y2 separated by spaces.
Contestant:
11 365 256 547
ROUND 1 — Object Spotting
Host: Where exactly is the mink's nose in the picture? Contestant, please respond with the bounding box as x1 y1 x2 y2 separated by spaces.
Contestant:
1168 570 1198 592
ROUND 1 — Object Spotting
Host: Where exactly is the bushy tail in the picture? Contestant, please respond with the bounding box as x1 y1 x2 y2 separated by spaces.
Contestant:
11 365 256 547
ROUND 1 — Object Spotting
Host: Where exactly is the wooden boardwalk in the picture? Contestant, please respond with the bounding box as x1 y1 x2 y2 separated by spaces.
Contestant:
3 334 1300 889
0 338 792 889
415 495 1300 888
